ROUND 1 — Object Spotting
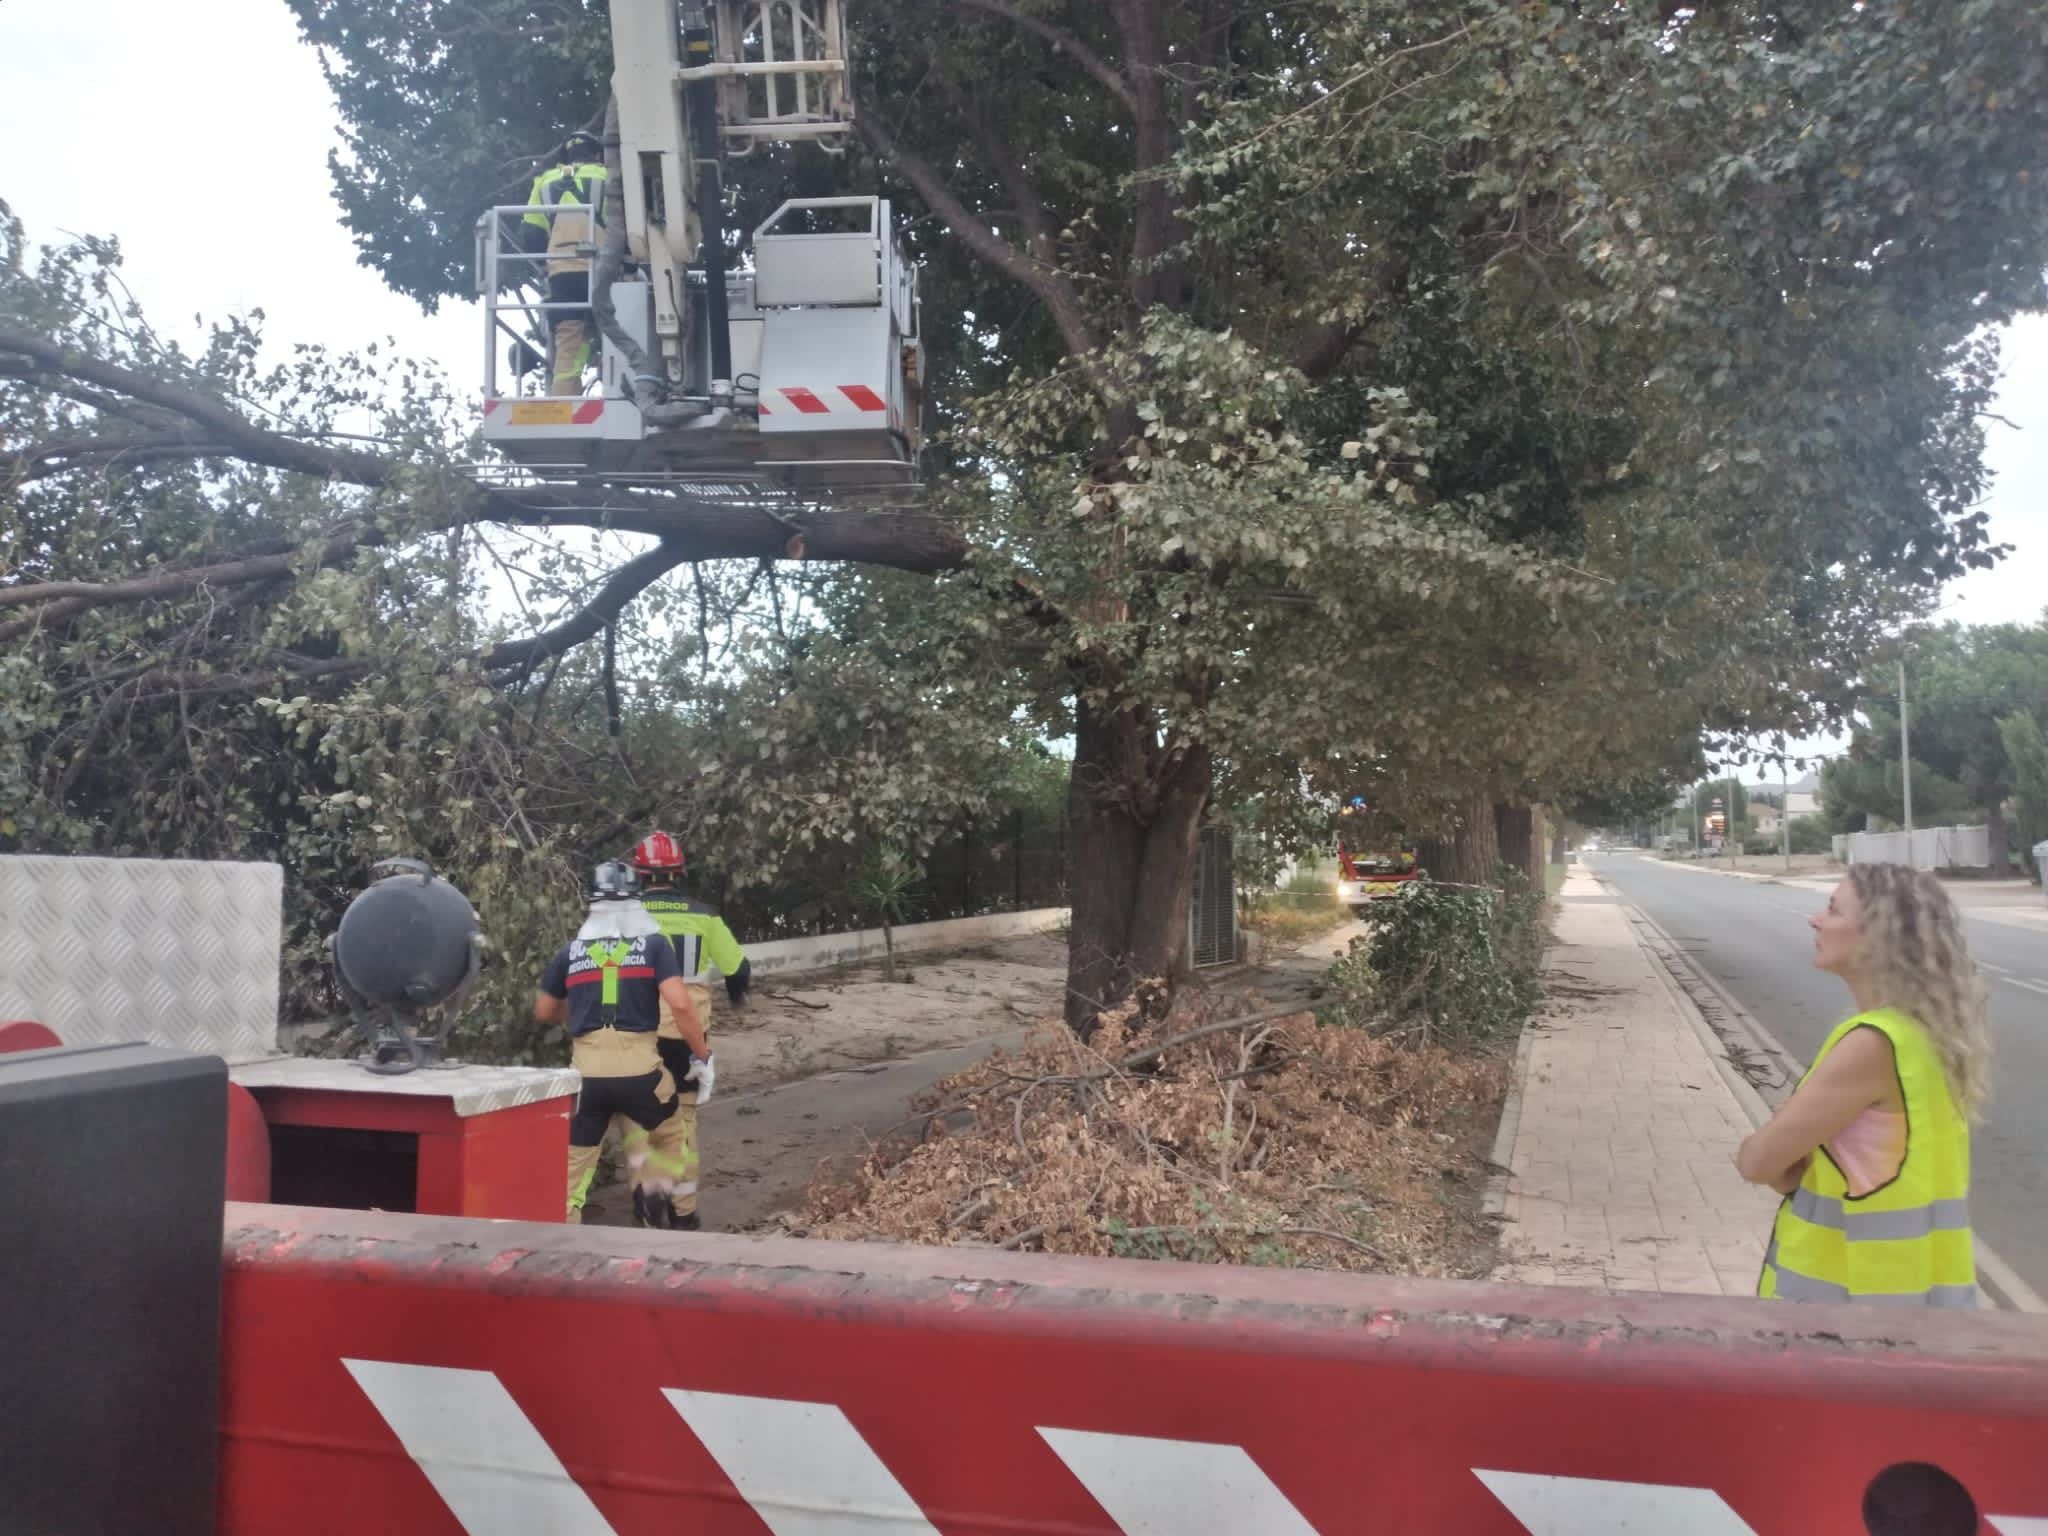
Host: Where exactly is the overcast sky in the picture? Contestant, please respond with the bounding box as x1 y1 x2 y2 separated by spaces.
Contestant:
4 0 2043 681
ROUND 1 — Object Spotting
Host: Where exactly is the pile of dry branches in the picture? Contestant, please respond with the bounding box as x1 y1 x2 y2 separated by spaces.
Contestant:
797 992 1509 1275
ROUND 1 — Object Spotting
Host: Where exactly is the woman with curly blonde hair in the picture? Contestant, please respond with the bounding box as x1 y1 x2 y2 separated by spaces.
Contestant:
1737 862 1991 1306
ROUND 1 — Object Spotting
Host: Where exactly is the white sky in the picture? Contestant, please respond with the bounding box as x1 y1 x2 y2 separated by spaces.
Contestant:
1 0 478 384
3 0 2044 669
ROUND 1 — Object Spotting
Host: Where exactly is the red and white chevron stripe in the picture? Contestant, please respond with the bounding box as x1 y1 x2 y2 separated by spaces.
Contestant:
217 1209 2048 1535
757 384 889 416
342 1362 2043 1535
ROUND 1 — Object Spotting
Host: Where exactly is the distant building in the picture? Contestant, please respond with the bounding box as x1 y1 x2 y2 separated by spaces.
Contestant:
1747 771 1821 829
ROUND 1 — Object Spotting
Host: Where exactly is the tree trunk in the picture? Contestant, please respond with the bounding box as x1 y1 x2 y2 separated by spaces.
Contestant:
1063 697 1212 1035
1494 804 1542 889
1988 802 2011 876
1416 799 1501 887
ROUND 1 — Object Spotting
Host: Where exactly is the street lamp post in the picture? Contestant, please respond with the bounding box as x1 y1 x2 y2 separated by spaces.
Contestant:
1781 759 1791 874
1899 656 1916 863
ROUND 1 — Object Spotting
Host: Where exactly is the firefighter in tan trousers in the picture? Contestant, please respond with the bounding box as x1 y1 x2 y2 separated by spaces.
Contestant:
628 830 751 1230
534 860 714 1228
520 131 606 396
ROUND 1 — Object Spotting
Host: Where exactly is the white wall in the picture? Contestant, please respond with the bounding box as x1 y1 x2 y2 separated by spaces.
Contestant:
746 907 1069 980
1836 825 1991 871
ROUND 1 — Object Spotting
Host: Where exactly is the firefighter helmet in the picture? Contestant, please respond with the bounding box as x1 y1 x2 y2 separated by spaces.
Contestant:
589 859 642 902
629 830 686 875
559 130 602 164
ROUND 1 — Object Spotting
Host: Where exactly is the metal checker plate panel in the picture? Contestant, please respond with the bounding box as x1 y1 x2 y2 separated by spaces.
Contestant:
0 855 282 1064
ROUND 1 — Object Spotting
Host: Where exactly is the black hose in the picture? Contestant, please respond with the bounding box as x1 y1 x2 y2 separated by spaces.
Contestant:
592 96 666 406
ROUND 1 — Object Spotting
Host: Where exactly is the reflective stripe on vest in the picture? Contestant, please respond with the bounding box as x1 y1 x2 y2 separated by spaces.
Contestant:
585 940 629 1018
522 164 606 231
1785 1187 1971 1241
1759 1007 1975 1307
1763 1236 1978 1308
641 892 742 982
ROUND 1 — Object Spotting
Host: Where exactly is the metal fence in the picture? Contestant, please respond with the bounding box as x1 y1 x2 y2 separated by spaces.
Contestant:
708 812 1068 945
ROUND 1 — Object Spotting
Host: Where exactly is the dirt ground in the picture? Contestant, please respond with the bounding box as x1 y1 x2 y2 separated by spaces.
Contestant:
583 923 1384 1232
581 933 1069 1228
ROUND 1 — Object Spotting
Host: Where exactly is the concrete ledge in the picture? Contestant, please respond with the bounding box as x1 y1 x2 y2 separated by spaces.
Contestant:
747 907 1068 980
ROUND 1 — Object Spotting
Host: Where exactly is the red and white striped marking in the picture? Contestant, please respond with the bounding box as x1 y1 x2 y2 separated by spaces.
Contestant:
342 1363 2045 1534
759 384 888 416
1039 1427 1319 1535
1475 1471 1755 1534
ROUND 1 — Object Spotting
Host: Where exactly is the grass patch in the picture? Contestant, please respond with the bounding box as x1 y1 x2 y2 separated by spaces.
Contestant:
1245 867 1350 944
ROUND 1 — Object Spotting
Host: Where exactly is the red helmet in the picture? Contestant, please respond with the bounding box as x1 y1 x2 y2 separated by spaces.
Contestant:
629 829 686 875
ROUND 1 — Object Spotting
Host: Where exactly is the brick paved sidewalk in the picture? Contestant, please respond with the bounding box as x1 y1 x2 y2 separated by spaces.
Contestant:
1492 867 1781 1296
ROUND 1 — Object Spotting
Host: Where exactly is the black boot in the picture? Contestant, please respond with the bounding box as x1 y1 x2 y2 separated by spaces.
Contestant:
674 1210 702 1232
633 1186 675 1229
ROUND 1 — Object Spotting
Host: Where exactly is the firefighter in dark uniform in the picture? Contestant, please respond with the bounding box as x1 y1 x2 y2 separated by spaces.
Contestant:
534 860 714 1227
628 830 751 1230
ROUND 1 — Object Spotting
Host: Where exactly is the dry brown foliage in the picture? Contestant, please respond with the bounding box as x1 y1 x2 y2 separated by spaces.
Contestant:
795 992 1510 1275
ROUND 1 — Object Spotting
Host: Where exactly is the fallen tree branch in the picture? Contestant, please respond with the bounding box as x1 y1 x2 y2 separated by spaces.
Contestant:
0 323 975 642
0 324 393 485
484 539 692 675
877 997 1318 1143
0 521 384 643
1107 1000 1316 1075
1096 1220 1389 1263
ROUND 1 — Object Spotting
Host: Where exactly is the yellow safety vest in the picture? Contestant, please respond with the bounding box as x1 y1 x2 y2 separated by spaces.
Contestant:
522 162 606 277
641 888 746 1044
1759 1007 1976 1307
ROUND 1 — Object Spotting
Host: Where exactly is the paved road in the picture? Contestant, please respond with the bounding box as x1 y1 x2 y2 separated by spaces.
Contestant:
1589 853 2048 1297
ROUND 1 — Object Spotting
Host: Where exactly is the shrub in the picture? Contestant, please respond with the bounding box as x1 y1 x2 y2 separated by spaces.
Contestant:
1326 868 1543 1046
1789 815 1832 855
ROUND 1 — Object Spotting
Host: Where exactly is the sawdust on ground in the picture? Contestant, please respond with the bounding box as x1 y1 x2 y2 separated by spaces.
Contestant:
579 933 1068 1229
706 933 1069 1091
790 982 1510 1277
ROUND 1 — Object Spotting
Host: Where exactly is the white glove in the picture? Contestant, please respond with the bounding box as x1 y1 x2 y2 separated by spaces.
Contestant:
685 1052 716 1105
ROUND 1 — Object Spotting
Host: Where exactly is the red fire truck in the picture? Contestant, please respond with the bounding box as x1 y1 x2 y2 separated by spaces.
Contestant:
1336 800 1419 908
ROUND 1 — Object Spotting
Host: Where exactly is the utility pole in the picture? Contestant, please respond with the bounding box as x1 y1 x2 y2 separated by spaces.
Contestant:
1781 759 1791 873
1899 656 1915 853
1693 782 1702 859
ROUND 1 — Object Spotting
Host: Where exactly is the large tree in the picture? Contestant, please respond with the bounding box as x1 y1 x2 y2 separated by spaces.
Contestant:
1819 621 2048 866
7 0 2045 1030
